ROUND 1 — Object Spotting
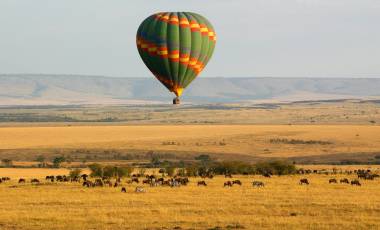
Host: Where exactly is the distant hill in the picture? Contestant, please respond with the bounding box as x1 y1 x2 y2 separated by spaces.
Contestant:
0 74 380 105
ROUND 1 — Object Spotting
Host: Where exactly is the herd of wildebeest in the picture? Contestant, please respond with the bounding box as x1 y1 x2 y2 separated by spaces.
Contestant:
0 168 379 193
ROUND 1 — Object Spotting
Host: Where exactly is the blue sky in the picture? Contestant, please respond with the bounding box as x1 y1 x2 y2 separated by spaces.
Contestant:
0 0 379 78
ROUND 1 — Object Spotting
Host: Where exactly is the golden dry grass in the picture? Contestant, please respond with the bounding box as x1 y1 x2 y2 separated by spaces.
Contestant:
1 125 380 159
0 168 379 229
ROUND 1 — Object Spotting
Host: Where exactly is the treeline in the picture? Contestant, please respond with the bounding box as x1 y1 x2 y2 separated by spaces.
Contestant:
177 160 297 176
88 164 133 177
87 159 297 178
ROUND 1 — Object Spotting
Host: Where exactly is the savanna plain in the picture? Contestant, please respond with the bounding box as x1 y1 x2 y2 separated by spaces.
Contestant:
0 101 380 229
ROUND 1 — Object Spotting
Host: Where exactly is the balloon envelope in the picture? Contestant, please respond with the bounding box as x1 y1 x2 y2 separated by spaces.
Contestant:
136 12 216 97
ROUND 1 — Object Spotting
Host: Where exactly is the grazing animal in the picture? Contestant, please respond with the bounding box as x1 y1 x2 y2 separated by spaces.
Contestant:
142 179 150 184
1 177 10 181
121 187 127 193
94 179 104 187
135 186 145 193
56 175 63 182
83 181 94 187
0 178 2 183
197 181 207 186
113 182 119 187
31 178 40 184
81 174 88 181
131 178 139 183
252 181 265 187
329 178 337 184
299 178 309 185
351 180 361 186
224 181 233 187
232 180 242 186
340 178 349 184
170 180 181 188
18 178 26 183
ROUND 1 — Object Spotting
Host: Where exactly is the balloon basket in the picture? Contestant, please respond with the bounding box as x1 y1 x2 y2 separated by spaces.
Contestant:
173 97 180 105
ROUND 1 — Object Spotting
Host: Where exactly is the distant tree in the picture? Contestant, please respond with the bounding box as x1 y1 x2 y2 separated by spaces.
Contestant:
151 155 161 167
88 163 103 177
177 168 186 177
53 156 66 168
185 165 199 177
164 166 175 177
88 164 132 178
69 169 82 178
1 159 13 167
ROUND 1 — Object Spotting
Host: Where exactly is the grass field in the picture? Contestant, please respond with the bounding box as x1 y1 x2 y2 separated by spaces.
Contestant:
0 100 379 125
0 168 379 230
1 125 380 163
1 102 380 229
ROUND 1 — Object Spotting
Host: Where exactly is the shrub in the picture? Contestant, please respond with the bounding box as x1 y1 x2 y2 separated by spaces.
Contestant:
165 166 175 177
185 165 199 177
53 156 65 168
69 169 82 178
88 163 103 177
88 164 133 178
177 168 186 177
255 161 296 175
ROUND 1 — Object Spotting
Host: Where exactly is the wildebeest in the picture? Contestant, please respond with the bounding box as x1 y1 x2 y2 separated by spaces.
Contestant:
299 178 309 185
340 178 349 184
18 178 26 183
329 178 337 184
197 181 207 186
224 181 233 187
170 180 181 188
94 179 104 187
121 187 127 193
131 178 139 183
351 180 361 186
81 174 88 181
83 181 94 187
232 180 242 186
31 178 40 184
142 179 151 185
252 181 265 187
135 186 145 193
0 178 2 183
1 177 10 181
173 177 189 186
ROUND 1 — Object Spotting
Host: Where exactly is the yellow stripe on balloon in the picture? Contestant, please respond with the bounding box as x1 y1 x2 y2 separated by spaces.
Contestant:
157 50 168 55
169 54 180 59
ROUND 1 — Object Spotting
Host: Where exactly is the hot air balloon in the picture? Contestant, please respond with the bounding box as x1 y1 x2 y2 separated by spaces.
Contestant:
136 12 216 104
